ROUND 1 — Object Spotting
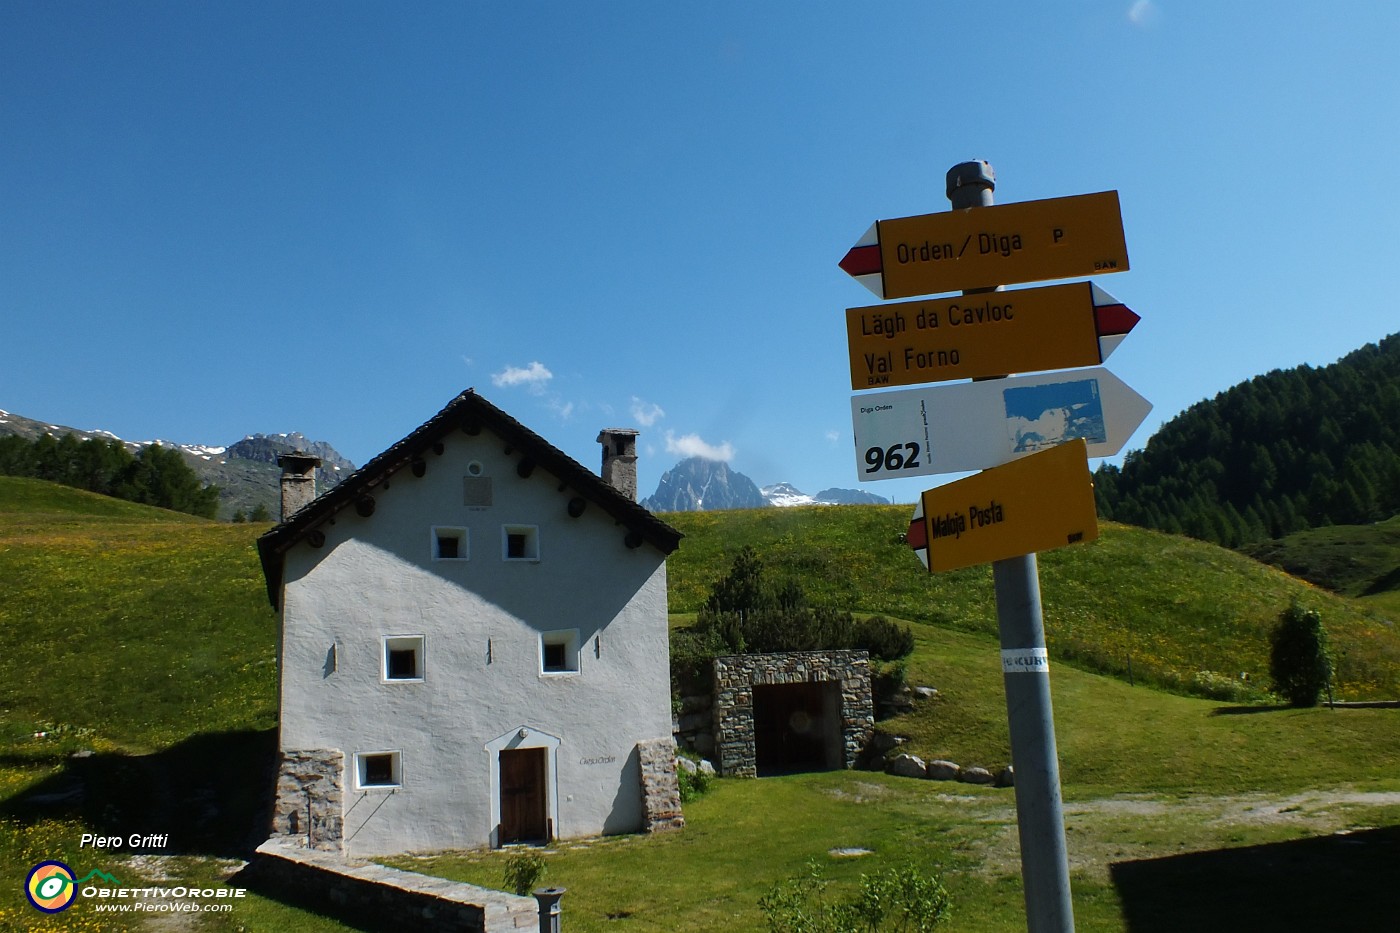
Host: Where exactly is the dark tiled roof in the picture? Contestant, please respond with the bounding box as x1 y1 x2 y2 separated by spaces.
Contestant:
256 389 682 608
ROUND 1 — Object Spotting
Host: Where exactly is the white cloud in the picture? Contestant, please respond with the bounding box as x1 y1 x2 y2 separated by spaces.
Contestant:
491 361 553 394
630 397 666 427
824 429 840 444
1127 0 1159 26
665 430 735 462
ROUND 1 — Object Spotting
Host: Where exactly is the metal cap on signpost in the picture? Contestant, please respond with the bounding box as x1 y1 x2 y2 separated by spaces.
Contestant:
534 887 566 933
947 160 1075 933
947 160 995 205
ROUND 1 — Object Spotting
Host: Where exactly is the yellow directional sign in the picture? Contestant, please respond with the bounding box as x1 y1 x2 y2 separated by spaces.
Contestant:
846 281 1139 389
840 191 1129 300
910 439 1099 573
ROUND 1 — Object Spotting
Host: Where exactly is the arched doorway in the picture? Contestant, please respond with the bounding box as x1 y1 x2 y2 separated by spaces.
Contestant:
487 726 560 847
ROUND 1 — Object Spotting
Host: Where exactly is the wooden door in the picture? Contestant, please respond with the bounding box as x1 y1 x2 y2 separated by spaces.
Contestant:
499 748 548 845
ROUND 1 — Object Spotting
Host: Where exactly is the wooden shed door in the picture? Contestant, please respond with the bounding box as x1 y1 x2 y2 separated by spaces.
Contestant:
499 748 548 845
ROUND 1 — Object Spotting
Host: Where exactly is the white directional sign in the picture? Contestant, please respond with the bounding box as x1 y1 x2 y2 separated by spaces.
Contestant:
851 367 1152 481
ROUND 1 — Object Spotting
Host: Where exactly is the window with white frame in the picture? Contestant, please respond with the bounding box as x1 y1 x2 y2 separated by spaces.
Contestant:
432 526 469 561
382 635 425 682
356 750 402 789
502 525 540 561
540 629 580 675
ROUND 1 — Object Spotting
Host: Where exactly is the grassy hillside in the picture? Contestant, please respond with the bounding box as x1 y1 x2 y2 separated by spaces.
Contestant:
0 477 280 753
662 505 1400 701
3 478 1400 931
1241 514 1400 615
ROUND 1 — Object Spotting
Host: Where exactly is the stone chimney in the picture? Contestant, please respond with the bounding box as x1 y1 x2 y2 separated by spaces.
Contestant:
277 452 322 521
597 429 639 501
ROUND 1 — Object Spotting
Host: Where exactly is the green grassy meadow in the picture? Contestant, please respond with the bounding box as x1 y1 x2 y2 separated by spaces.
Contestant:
3 476 1400 931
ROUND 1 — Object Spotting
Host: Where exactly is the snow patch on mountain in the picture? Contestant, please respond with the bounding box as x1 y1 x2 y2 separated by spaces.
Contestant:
762 482 891 508
761 483 820 507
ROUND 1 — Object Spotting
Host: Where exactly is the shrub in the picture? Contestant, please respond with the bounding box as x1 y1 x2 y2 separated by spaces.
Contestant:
676 759 712 803
502 847 546 896
836 863 952 932
688 607 914 662
1269 601 1332 707
1188 670 1267 704
852 615 915 661
673 548 915 697
759 859 951 932
871 659 909 713
671 625 731 693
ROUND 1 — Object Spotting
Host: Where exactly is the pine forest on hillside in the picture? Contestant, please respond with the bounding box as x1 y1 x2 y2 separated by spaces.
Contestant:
1094 332 1400 547
0 432 220 519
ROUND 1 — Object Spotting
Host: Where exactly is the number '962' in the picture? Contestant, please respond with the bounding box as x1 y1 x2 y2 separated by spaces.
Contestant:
864 442 922 473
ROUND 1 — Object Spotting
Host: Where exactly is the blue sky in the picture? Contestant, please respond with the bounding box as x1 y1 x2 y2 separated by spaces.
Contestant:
4 2 1398 506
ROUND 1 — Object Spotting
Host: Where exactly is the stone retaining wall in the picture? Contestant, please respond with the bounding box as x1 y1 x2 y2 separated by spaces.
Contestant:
249 838 537 933
713 650 874 778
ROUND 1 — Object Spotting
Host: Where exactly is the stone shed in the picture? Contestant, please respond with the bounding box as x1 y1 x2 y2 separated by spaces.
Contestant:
711 650 874 778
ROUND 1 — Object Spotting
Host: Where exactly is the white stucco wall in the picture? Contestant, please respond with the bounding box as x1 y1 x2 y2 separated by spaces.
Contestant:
276 430 673 857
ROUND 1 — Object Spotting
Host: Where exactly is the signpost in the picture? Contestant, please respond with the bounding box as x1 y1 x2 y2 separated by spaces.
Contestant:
850 367 1152 480
836 161 1152 932
905 439 1099 573
839 190 1129 299
845 282 1138 389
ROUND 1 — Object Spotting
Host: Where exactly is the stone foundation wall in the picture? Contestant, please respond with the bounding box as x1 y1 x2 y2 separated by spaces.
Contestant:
712 651 874 778
249 838 536 932
271 749 344 852
636 738 685 832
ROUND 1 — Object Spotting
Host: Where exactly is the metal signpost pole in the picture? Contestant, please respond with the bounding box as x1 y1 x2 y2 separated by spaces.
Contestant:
947 160 1075 933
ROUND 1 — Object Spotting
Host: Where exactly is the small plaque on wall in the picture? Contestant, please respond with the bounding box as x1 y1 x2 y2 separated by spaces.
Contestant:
463 476 492 508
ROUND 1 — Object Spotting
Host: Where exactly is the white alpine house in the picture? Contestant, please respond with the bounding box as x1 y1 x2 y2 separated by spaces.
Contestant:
256 389 683 857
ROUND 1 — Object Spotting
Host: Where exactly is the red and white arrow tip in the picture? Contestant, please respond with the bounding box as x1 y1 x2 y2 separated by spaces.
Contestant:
839 224 886 299
907 499 929 571
1091 284 1140 361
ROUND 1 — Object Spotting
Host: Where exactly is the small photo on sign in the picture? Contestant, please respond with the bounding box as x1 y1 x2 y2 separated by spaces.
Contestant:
1003 378 1107 453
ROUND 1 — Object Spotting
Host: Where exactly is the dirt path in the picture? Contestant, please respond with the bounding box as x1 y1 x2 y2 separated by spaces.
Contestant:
967 787 1400 883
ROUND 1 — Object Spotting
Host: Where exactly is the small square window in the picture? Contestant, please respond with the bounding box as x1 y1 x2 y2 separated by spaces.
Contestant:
382 635 424 682
432 526 468 561
503 525 539 561
543 641 567 671
540 629 579 675
357 751 401 788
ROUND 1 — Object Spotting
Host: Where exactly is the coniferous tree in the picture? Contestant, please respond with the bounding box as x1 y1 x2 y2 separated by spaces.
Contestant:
116 443 220 518
1269 602 1332 707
